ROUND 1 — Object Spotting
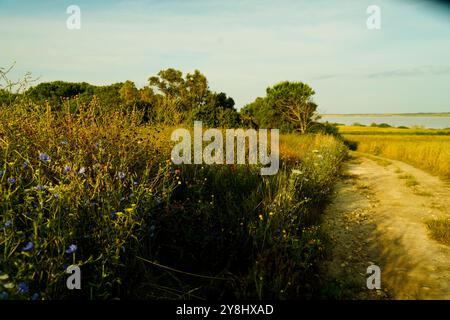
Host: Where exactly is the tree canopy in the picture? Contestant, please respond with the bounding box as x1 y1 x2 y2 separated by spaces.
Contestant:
0 67 338 135
241 81 320 133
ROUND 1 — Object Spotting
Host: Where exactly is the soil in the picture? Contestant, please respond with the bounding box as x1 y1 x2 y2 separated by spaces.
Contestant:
320 152 450 299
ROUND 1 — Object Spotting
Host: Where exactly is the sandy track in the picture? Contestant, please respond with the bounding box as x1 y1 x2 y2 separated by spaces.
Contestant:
320 153 450 299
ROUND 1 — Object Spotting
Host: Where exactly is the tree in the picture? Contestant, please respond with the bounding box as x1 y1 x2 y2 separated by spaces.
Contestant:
119 80 138 105
148 68 209 113
266 81 319 133
191 92 241 127
240 96 294 132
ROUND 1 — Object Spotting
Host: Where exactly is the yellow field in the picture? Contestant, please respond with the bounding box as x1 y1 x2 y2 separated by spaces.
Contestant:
338 125 450 136
343 133 450 179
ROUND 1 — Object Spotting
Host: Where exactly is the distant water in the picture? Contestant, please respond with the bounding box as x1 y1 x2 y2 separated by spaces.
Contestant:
320 116 450 129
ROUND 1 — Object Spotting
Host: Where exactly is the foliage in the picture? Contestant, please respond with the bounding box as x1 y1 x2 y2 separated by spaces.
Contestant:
240 81 321 134
191 92 241 127
0 97 347 300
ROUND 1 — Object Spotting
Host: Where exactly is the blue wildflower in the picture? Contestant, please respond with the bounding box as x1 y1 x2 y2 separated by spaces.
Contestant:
78 167 86 174
39 153 50 162
117 172 126 179
133 181 138 186
94 143 100 149
63 165 71 174
53 193 59 199
17 282 29 295
31 293 39 300
23 161 29 169
4 220 11 227
65 244 77 254
7 177 15 185
22 242 33 252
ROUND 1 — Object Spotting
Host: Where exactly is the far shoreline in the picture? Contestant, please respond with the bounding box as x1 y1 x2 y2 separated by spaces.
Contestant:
320 112 450 117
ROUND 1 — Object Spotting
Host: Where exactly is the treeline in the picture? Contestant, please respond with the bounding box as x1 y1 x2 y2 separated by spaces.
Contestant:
0 67 337 134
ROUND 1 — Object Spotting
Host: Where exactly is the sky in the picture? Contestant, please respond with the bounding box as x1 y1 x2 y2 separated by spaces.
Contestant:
1 0 449 113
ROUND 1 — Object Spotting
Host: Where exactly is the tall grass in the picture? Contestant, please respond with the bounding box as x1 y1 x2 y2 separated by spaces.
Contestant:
344 135 450 179
338 125 450 136
0 98 347 300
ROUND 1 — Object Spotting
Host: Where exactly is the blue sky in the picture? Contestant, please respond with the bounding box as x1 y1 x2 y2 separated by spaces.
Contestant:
1 0 449 113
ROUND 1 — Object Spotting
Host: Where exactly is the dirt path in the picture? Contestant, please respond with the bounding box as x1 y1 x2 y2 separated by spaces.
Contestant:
320 152 450 300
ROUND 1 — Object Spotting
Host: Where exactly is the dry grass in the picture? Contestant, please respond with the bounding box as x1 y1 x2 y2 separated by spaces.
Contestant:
426 218 450 246
344 135 450 179
338 125 450 136
398 173 419 187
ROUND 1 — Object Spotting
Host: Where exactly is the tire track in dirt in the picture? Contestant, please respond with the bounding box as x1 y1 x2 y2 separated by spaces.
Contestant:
320 153 450 299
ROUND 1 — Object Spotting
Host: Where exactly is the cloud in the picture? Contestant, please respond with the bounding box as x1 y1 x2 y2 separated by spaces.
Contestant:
312 66 450 81
367 65 450 78
311 73 345 80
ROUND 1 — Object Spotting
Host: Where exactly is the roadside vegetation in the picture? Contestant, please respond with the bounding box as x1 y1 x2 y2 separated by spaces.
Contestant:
341 127 450 179
0 66 347 300
426 218 450 246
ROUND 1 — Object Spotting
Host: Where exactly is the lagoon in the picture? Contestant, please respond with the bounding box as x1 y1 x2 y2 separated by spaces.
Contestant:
320 115 450 129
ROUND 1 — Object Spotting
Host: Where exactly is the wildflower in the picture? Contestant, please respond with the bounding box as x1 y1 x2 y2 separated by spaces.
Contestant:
53 193 59 199
31 293 39 301
78 167 86 174
4 220 11 227
39 153 50 162
7 177 15 185
34 185 46 192
269 211 274 216
21 242 33 252
117 172 126 179
94 143 99 149
65 244 77 254
23 161 29 169
17 282 29 295
258 214 263 221
133 181 138 186
125 207 134 213
63 165 71 174
60 140 68 145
